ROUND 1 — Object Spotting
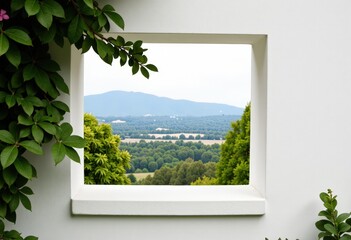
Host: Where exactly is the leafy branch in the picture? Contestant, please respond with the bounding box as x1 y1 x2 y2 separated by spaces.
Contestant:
0 0 157 239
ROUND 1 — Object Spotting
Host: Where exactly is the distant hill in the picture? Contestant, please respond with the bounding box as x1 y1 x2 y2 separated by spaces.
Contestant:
84 91 244 117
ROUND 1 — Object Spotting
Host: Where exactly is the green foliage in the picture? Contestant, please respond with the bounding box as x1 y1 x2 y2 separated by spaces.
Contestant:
191 176 218 185
315 189 351 240
217 103 250 185
84 114 131 185
0 0 156 238
138 159 216 185
121 140 220 173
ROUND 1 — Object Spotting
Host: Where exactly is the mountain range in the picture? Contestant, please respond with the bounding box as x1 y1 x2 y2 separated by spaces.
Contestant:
84 91 243 117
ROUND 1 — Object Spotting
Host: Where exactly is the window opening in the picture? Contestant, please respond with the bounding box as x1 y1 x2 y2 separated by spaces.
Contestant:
83 43 251 185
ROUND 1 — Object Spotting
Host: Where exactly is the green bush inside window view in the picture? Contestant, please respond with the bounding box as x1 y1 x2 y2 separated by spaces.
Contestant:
83 43 251 185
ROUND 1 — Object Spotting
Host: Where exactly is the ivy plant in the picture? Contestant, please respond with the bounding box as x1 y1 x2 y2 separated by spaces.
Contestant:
0 0 157 239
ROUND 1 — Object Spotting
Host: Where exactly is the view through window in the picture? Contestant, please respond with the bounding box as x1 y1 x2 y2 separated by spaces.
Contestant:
84 43 251 185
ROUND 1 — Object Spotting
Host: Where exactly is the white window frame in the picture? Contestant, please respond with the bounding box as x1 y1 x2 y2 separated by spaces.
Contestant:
70 33 267 216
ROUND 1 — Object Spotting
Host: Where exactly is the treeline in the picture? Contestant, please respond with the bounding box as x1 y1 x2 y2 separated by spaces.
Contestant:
99 115 240 140
120 140 220 173
133 159 217 185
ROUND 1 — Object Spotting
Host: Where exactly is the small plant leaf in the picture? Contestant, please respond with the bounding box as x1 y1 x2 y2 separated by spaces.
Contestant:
24 0 40 16
62 136 86 148
65 146 80 163
19 140 43 155
3 167 18 186
1 146 19 169
36 4 53 29
51 142 66 165
105 11 125 30
0 34 9 56
14 157 33 180
5 28 32 46
32 125 44 143
337 213 351 224
19 192 32 211
0 130 16 144
324 223 338 235
145 64 158 72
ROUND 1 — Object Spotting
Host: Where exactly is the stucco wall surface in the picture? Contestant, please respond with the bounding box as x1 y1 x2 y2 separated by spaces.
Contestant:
9 0 351 239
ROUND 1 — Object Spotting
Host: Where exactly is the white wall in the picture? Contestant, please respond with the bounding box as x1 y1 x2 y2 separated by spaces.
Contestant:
10 0 351 239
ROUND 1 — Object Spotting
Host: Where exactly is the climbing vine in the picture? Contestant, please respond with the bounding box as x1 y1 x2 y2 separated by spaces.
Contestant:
0 0 156 239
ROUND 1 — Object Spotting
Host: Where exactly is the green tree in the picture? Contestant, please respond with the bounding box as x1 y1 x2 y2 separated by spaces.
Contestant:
191 176 218 185
84 113 131 184
217 103 250 185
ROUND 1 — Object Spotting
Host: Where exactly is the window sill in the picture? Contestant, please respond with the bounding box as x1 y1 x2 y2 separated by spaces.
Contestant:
71 185 265 216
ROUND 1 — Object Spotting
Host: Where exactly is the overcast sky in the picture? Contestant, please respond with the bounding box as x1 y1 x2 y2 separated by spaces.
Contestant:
84 43 251 108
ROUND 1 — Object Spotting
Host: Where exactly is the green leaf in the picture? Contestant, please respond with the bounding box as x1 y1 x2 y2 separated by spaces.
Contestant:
19 192 32 211
38 122 56 135
2 192 13 203
5 95 16 108
105 11 125 30
96 39 108 59
63 136 86 148
340 234 351 240
20 186 34 195
320 192 329 203
1 146 19 169
18 115 34 126
11 71 23 88
25 0 40 16
19 140 43 155
83 0 94 9
50 73 69 94
325 223 338 235
6 44 21 68
52 101 70 112
14 157 33 179
145 64 158 72
316 219 332 231
65 146 80 163
26 96 44 107
337 213 351 224
3 167 18 186
52 142 66 165
22 101 34 116
132 62 139 75
32 125 44 143
140 66 150 79
11 0 25 11
0 34 9 56
0 130 16 144
34 68 50 92
25 236 39 240
46 0 65 18
0 204 7 218
9 194 20 212
68 15 83 44
339 222 351 233
36 4 53 29
19 128 31 138
59 122 73 139
4 28 32 46
23 64 38 81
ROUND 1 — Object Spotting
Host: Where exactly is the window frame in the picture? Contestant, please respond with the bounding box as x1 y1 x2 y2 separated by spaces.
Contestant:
70 33 267 216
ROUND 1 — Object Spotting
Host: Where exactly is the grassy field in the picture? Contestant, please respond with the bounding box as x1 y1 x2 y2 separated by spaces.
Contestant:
128 172 155 181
